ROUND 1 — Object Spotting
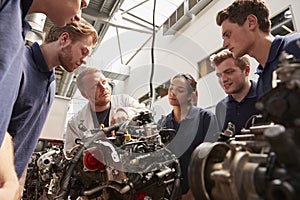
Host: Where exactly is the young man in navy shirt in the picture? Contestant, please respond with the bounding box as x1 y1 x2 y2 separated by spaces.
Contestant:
8 19 98 197
213 49 259 134
0 0 90 198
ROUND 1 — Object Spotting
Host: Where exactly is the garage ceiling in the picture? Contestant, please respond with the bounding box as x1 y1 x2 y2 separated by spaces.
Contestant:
40 0 122 98
37 0 184 99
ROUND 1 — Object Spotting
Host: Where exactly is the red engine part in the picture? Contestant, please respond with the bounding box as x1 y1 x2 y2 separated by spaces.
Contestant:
83 148 105 171
135 191 148 200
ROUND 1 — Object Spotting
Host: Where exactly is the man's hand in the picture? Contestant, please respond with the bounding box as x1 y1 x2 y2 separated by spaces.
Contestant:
0 133 20 200
0 180 20 200
111 109 129 125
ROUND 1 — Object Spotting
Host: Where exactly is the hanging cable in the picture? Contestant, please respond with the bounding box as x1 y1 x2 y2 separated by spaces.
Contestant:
149 0 157 108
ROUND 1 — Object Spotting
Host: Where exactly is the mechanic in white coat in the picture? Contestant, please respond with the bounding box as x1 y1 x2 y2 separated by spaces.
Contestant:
64 67 146 153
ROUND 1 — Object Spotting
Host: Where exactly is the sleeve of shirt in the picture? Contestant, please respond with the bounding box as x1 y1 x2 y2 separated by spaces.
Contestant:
64 119 80 153
156 115 167 129
285 33 300 59
204 112 220 142
113 94 148 118
215 100 226 132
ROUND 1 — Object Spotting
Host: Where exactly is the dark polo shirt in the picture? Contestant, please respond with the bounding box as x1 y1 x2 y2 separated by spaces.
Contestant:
216 80 259 134
8 42 55 178
256 33 300 98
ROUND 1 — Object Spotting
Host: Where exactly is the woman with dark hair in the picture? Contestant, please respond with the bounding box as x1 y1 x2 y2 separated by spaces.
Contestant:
158 73 219 200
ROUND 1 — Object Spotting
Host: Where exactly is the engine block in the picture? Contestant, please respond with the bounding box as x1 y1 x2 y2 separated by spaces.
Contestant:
24 112 181 200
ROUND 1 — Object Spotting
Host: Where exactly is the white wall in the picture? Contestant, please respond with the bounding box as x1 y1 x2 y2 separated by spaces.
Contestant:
85 0 300 119
40 95 71 140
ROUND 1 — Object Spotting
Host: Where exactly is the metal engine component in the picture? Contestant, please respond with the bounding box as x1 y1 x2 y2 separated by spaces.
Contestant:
37 148 61 180
83 147 105 171
23 140 65 200
256 51 300 127
25 112 181 200
56 112 181 200
189 52 300 200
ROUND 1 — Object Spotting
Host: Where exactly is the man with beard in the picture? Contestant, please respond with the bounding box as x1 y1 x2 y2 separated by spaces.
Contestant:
7 19 98 186
212 49 259 134
0 0 90 197
64 67 147 153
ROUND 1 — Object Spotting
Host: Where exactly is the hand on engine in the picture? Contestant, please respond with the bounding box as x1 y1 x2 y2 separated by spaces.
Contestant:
111 109 129 125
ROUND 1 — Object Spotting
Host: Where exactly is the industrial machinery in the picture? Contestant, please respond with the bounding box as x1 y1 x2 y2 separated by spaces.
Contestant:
189 52 300 200
23 139 64 199
24 112 181 200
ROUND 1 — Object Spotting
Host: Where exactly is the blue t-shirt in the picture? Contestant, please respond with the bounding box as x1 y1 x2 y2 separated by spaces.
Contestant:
0 0 32 146
216 80 259 134
8 42 55 178
158 106 219 194
256 33 300 98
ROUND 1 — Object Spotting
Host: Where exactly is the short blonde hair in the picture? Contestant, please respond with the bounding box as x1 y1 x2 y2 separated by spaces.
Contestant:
76 67 103 92
211 49 250 70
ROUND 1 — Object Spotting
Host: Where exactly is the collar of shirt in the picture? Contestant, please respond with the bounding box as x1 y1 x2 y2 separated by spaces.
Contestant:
255 35 285 76
22 0 34 38
31 43 51 71
226 80 257 103
165 106 198 130
168 106 199 121
30 42 55 82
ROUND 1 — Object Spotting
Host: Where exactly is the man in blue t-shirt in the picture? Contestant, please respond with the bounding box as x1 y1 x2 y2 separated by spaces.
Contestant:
8 19 98 196
216 0 300 98
0 1 90 198
212 49 259 134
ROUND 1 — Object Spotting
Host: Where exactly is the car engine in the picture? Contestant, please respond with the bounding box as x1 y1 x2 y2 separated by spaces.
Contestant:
24 112 181 200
